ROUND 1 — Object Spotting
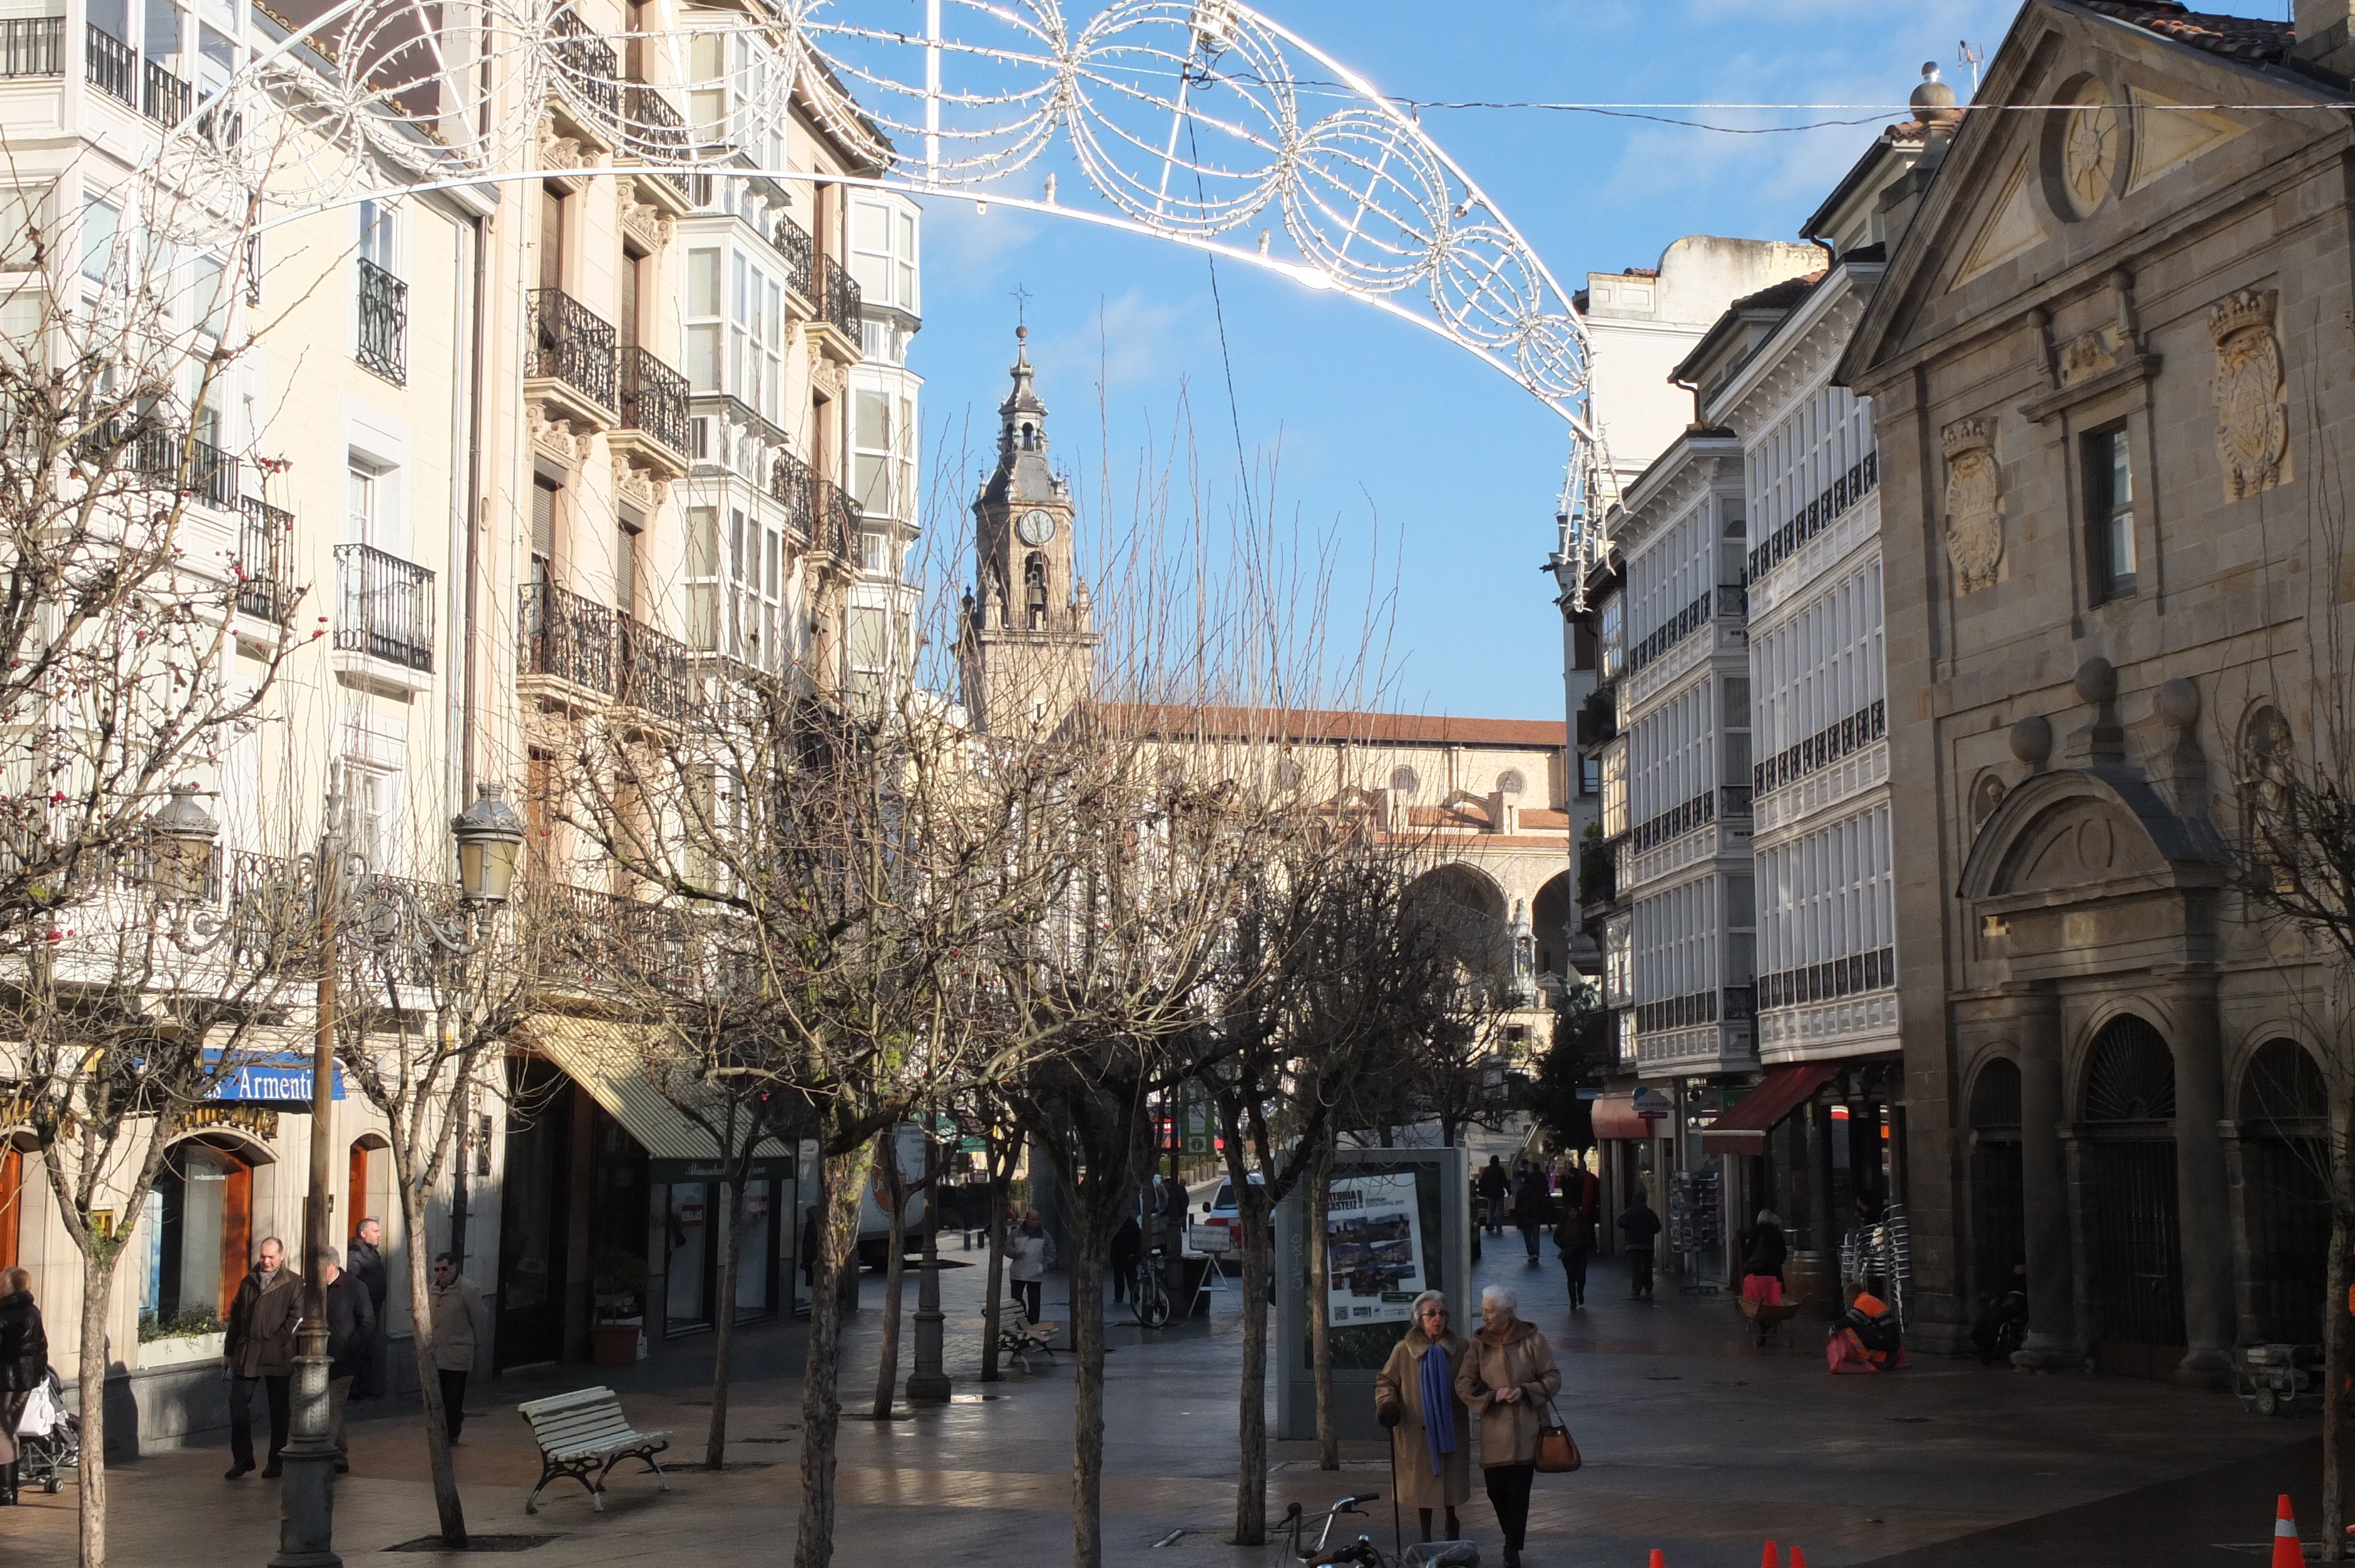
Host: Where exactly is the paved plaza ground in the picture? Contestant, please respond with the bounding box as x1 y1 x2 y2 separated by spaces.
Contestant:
0 1235 2327 1567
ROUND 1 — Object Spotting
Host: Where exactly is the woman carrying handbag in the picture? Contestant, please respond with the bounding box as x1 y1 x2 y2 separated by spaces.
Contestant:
1455 1284 1564 1568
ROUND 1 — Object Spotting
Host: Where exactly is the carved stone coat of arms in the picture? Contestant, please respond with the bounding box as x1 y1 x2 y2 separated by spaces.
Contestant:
1941 417 2003 593
2211 289 2288 501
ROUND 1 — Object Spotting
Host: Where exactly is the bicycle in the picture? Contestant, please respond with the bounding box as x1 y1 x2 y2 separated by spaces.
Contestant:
1132 1244 1173 1328
1273 1492 1389 1567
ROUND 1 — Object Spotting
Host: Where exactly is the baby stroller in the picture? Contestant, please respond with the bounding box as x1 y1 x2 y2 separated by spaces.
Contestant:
14 1367 80 1494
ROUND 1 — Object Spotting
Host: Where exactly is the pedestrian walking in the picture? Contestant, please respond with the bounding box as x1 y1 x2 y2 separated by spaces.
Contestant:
345 1217 390 1400
223 1237 303 1479
317 1248 376 1471
1454 1284 1563 1568
1007 1208 1054 1325
1149 1171 1189 1291
1617 1188 1663 1300
427 1253 488 1444
1109 1207 1142 1305
1552 1204 1592 1311
1512 1165 1553 1264
1374 1290 1471 1544
1476 1157 1508 1235
1742 1210 1788 1305
0 1266 47 1506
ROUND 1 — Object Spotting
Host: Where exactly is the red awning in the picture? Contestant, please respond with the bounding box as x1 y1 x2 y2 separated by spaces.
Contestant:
1589 1094 1657 1142
1700 1063 1837 1154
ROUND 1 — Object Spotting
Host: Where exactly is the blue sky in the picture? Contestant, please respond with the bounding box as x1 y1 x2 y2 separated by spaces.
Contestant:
898 0 2054 721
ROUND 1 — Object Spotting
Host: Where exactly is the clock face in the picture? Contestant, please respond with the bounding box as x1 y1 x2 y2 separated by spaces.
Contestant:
1016 509 1057 546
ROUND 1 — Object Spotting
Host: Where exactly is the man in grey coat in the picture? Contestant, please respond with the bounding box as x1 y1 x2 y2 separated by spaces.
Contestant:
428 1253 489 1442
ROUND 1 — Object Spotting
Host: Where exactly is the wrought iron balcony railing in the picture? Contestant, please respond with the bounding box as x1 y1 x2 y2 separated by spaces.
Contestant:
141 57 189 125
548 6 619 123
519 581 691 721
817 471 860 560
618 614 692 720
356 257 407 384
619 344 688 456
520 579 614 695
622 84 691 195
525 287 618 412
0 17 63 77
820 252 861 343
85 24 131 103
768 214 815 301
236 497 295 622
334 543 434 671
770 447 814 536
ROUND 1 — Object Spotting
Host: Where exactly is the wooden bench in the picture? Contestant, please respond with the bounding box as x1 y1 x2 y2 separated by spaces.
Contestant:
517 1386 671 1514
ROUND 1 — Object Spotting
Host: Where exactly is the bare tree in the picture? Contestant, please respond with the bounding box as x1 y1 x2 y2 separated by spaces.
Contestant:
333 836 555 1546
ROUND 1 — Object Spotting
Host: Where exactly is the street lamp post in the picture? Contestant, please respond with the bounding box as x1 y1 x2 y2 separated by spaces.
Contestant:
906 1127 950 1403
153 779 523 1568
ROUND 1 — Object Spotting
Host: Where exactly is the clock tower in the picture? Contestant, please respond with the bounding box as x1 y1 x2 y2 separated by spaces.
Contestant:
961 325 1099 736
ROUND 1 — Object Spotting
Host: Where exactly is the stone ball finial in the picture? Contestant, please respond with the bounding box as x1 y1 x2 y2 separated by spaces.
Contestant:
2074 656 2118 706
2157 676 2200 729
1911 63 1962 126
2009 715 2054 766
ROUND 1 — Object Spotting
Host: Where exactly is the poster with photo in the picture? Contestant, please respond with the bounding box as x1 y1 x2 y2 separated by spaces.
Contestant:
1325 1171 1426 1327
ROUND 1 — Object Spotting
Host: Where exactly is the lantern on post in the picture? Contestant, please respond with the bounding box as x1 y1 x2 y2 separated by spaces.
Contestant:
450 783 525 906
149 782 218 900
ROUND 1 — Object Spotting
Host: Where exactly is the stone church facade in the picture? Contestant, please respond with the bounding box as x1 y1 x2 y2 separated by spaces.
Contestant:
956 334 1575 1059
1841 0 2355 1374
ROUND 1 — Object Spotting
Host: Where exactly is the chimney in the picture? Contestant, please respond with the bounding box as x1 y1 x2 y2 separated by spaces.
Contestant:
2296 0 2355 78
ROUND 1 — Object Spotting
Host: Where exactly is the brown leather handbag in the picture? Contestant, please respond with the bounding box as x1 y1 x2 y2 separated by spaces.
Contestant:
1533 1399 1581 1473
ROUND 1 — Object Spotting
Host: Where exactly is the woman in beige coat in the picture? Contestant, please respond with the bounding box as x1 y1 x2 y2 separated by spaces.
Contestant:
1454 1284 1562 1568
1374 1290 1472 1543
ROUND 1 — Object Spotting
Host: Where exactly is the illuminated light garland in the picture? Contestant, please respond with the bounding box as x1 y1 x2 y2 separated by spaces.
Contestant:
139 0 1603 574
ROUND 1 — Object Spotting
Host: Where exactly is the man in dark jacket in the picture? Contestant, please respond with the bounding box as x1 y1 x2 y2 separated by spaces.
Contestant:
1476 1157 1509 1235
223 1237 303 1479
320 1248 376 1471
346 1217 389 1400
0 1266 47 1505
1512 1165 1553 1264
1616 1190 1664 1300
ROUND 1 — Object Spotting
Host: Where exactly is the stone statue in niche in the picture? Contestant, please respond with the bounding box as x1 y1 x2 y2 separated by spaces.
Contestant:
2211 288 2289 501
1508 898 1535 1006
1941 416 2004 593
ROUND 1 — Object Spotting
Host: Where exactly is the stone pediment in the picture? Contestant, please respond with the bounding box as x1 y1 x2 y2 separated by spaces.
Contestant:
1958 766 2226 910
1998 798 2162 896
1835 0 2329 397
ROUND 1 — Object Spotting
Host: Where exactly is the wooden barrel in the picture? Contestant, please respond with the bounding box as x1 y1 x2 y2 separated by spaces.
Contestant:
1785 1248 1840 1319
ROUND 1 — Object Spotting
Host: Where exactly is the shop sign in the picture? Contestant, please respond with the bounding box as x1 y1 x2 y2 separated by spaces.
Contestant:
204 1054 344 1104
649 1156 794 1183
1631 1087 1671 1122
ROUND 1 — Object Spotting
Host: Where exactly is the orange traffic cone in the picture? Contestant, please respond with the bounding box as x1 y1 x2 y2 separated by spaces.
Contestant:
2275 1494 2303 1568
1649 1554 1667 1568
1762 1546 1780 1568
1790 1552 1809 1568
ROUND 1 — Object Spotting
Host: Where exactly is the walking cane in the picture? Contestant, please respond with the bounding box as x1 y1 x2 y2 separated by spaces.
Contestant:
1388 1429 1403 1560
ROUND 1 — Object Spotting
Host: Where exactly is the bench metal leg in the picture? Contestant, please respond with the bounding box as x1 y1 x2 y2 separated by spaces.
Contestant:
525 1458 603 1515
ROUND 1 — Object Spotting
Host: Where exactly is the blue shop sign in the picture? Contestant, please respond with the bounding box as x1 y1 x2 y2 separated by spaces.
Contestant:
203 1051 346 1104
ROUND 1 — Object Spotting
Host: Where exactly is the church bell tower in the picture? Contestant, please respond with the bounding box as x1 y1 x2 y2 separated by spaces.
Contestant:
961 325 1098 736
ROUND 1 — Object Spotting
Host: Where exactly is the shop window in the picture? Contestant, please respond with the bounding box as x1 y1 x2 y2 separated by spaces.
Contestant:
139 1141 251 1334
665 1182 711 1330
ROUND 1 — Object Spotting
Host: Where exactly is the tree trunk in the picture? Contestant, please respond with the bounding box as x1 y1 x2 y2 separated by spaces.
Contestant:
794 1142 875 1568
1230 1170 1272 1547
397 1168 467 1546
1309 1141 1338 1470
1069 1191 1110 1568
75 1244 111 1568
871 1133 907 1419
981 1170 1009 1383
706 1175 743 1470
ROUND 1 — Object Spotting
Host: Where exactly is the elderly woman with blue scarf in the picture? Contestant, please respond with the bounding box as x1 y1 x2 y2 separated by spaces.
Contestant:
1374 1289 1472 1543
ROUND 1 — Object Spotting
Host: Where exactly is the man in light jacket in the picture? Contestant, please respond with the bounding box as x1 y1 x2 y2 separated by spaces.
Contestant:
427 1253 489 1443
223 1237 303 1479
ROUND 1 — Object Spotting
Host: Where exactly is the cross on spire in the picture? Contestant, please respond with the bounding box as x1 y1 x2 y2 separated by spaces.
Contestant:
1009 282 1032 330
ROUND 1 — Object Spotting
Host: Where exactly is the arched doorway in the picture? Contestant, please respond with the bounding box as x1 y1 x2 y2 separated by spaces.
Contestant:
2237 1039 2330 1344
2081 1015 2185 1377
1531 871 1571 988
1966 1058 2024 1311
1404 863 1512 992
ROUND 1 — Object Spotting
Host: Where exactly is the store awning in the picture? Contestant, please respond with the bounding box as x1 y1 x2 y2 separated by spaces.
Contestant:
1590 1093 1657 1142
1700 1062 1837 1154
523 1016 794 1182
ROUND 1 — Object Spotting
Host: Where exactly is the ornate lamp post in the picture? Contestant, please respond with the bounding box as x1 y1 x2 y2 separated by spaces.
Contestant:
152 775 519 1568
906 1123 951 1403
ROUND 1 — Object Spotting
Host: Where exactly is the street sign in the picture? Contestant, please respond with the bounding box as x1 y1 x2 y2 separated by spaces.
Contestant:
1631 1087 1671 1122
